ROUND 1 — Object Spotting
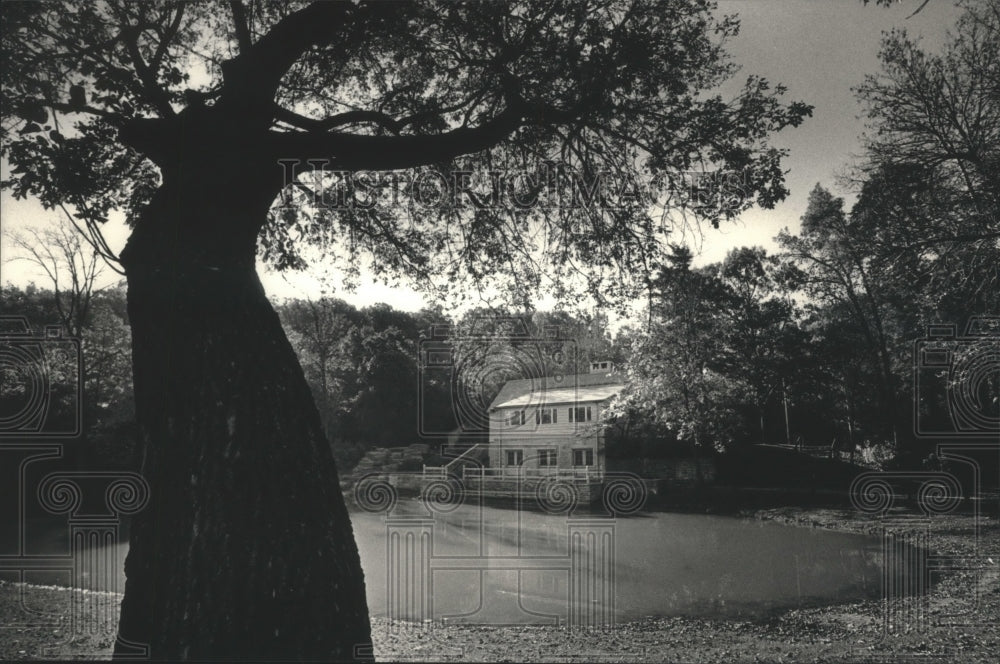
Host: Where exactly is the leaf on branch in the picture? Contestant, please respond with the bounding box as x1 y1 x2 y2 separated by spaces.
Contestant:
16 100 48 125
69 84 87 109
19 122 42 135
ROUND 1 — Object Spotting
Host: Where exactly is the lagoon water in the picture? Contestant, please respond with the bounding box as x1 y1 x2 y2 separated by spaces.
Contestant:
352 499 888 623
10 500 893 623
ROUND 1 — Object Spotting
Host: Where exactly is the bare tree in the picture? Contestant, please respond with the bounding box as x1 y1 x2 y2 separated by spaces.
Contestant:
4 214 106 337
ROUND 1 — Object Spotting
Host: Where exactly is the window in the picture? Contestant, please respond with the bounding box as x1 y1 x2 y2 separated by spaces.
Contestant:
568 406 592 423
506 410 525 426
505 449 524 466
572 449 594 467
535 407 558 425
538 449 557 467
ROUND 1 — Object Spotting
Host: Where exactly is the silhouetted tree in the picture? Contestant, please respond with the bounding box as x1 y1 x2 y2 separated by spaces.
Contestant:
1 1 810 658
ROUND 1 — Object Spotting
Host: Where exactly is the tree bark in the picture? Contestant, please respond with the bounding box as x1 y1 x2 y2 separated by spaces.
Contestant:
113 160 371 660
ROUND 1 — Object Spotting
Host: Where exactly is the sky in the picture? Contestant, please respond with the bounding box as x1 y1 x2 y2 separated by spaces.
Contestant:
698 0 961 263
0 0 963 313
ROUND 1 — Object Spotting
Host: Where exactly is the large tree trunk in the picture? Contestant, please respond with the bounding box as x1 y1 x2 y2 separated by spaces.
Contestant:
112 163 372 660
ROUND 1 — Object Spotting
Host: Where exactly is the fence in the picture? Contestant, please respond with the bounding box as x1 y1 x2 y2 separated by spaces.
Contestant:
461 466 604 482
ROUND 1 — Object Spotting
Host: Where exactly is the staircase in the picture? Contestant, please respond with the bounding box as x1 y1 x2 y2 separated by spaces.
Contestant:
423 443 485 477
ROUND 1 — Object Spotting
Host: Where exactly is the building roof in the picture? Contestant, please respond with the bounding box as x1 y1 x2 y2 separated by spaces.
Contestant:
493 384 623 409
490 371 624 410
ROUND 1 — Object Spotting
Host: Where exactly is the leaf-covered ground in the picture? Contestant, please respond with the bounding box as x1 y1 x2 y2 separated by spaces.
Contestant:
1 507 997 662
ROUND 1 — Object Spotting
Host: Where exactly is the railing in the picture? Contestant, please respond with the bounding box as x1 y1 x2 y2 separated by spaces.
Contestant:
444 443 483 473
422 443 484 477
462 466 604 482
756 443 856 462
423 445 604 482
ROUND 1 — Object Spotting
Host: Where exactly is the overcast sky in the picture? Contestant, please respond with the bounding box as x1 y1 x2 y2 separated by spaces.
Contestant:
0 0 962 312
699 0 961 263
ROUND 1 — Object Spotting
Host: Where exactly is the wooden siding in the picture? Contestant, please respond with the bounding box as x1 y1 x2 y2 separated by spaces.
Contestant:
487 399 610 472
489 401 608 440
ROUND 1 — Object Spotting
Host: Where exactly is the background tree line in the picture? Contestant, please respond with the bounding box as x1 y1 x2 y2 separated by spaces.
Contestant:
618 0 999 469
1 0 960 655
9 199 994 477
4 0 995 478
2 275 625 474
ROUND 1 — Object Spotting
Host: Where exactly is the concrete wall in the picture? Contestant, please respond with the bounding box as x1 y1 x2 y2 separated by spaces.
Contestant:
462 476 603 504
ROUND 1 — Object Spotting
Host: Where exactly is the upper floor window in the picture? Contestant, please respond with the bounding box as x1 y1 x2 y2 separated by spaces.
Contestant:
535 407 558 425
506 410 526 426
538 449 557 466
569 406 593 422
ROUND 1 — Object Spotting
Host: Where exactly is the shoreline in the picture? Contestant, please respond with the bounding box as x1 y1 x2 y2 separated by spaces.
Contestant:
1 506 996 662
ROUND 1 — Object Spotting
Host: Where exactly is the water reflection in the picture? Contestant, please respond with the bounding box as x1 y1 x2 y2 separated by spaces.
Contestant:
354 499 892 624
9 502 899 624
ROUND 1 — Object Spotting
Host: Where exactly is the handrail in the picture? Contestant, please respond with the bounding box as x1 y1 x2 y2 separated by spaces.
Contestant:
463 466 603 481
443 443 483 472
422 443 485 477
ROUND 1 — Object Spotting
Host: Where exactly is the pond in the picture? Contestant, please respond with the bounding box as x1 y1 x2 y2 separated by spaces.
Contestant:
8 502 900 623
352 500 893 623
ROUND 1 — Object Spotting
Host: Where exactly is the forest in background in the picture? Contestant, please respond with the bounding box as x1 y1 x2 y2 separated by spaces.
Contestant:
2 0 996 481
5 187 994 479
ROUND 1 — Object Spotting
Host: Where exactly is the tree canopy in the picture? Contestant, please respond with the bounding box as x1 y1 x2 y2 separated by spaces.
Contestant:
2 0 811 309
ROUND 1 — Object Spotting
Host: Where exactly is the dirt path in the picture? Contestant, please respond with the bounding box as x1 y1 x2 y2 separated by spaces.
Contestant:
2 507 997 662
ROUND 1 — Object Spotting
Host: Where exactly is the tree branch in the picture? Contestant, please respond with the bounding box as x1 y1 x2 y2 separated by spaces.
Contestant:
907 0 932 19
47 101 119 120
121 24 175 117
268 80 595 171
270 103 527 171
274 107 403 135
219 1 358 109
150 3 186 74
229 0 253 53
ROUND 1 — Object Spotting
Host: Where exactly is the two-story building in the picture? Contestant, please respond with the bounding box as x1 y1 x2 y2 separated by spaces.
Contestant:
486 361 623 478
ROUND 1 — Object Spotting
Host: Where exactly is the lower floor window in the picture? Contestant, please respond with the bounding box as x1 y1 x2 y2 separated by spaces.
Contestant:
538 449 557 466
505 449 524 466
572 448 594 467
